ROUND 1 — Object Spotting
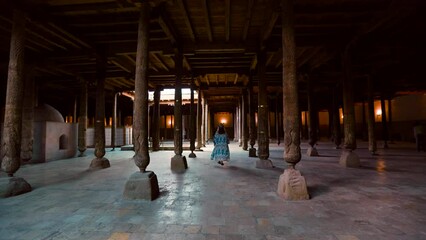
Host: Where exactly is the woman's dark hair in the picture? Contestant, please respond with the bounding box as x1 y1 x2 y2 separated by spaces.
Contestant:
218 124 226 134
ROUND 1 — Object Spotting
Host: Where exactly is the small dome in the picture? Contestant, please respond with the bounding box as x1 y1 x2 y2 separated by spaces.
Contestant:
34 104 64 122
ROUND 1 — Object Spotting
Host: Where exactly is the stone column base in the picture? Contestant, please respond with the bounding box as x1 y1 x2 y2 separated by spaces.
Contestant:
249 148 257 157
90 157 110 170
306 147 318 156
339 150 360 168
171 155 188 173
0 177 32 198
188 152 197 158
255 159 274 169
277 168 309 200
123 171 159 200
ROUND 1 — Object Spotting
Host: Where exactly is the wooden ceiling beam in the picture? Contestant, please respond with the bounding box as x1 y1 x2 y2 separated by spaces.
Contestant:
242 0 254 41
150 52 169 71
201 0 213 42
225 0 231 42
261 1 280 43
177 0 196 42
156 6 178 45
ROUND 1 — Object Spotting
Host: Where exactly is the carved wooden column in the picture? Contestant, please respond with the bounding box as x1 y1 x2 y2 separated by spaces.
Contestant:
124 3 159 200
78 80 88 156
380 94 389 149
111 92 118 151
171 49 188 172
90 50 110 170
242 88 249 150
201 96 206 147
256 51 273 168
306 75 319 156
339 46 360 168
274 94 280 145
332 86 342 149
239 98 243 146
1 10 32 197
21 66 35 162
248 75 257 157
152 86 161 151
367 76 377 154
277 0 309 200
189 77 196 158
388 98 393 143
196 88 203 150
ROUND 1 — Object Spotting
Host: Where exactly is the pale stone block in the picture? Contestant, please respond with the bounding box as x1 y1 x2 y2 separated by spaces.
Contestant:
90 157 110 170
123 171 159 201
339 150 360 168
255 159 274 169
277 168 309 200
306 147 318 156
171 155 188 173
0 177 32 198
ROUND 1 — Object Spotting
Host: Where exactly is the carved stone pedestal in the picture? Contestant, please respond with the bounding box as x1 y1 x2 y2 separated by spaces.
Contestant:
277 168 309 200
339 150 360 168
0 177 32 198
249 148 257 157
171 155 188 173
90 157 110 170
306 147 318 157
255 159 274 169
123 171 159 200
188 152 196 158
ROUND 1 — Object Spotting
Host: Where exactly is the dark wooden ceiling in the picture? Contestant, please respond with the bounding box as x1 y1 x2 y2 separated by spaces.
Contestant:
1 0 425 114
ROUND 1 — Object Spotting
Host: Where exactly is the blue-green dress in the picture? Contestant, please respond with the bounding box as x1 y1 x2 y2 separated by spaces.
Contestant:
210 133 230 161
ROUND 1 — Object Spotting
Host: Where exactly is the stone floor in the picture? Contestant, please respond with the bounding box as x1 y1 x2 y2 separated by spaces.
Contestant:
0 140 425 240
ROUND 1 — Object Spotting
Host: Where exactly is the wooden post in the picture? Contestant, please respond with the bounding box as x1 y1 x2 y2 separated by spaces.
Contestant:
189 77 196 157
277 0 309 200
21 66 35 162
242 88 249 150
307 75 318 156
123 3 159 201
332 86 342 149
256 51 273 168
339 45 360 168
90 49 110 169
380 94 389 149
248 74 257 157
367 76 377 154
171 49 188 172
152 86 161 151
275 94 280 146
111 92 117 151
78 79 88 157
196 88 203 150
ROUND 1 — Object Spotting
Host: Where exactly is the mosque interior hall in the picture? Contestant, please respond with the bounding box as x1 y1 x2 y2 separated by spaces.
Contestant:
1 0 426 239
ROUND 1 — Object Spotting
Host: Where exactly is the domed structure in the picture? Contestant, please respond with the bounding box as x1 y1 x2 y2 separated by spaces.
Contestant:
34 104 64 123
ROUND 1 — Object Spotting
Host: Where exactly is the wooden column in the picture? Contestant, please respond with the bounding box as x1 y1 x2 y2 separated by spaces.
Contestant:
256 51 273 168
2 10 27 176
361 99 367 141
339 46 360 168
1 9 32 197
367 76 377 154
78 80 88 157
124 3 159 200
274 94 280 145
90 49 110 169
332 86 342 149
171 49 188 172
380 94 389 149
152 86 161 151
196 89 203 150
248 75 257 157
21 66 35 162
201 97 206 147
307 75 318 156
277 0 309 200
388 98 393 143
242 88 249 150
239 99 243 146
111 92 118 151
189 77 196 158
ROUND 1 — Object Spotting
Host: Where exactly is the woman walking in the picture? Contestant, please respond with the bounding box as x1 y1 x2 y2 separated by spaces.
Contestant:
211 124 230 165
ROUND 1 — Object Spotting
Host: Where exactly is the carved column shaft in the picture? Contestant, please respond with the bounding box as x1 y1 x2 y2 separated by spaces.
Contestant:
282 0 301 166
248 75 256 150
111 92 117 150
78 80 88 156
196 89 202 149
242 88 249 150
380 94 389 148
174 50 183 156
133 3 150 171
257 52 269 160
1 10 26 176
152 87 161 151
189 78 196 155
307 76 318 147
94 52 107 159
332 86 342 148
